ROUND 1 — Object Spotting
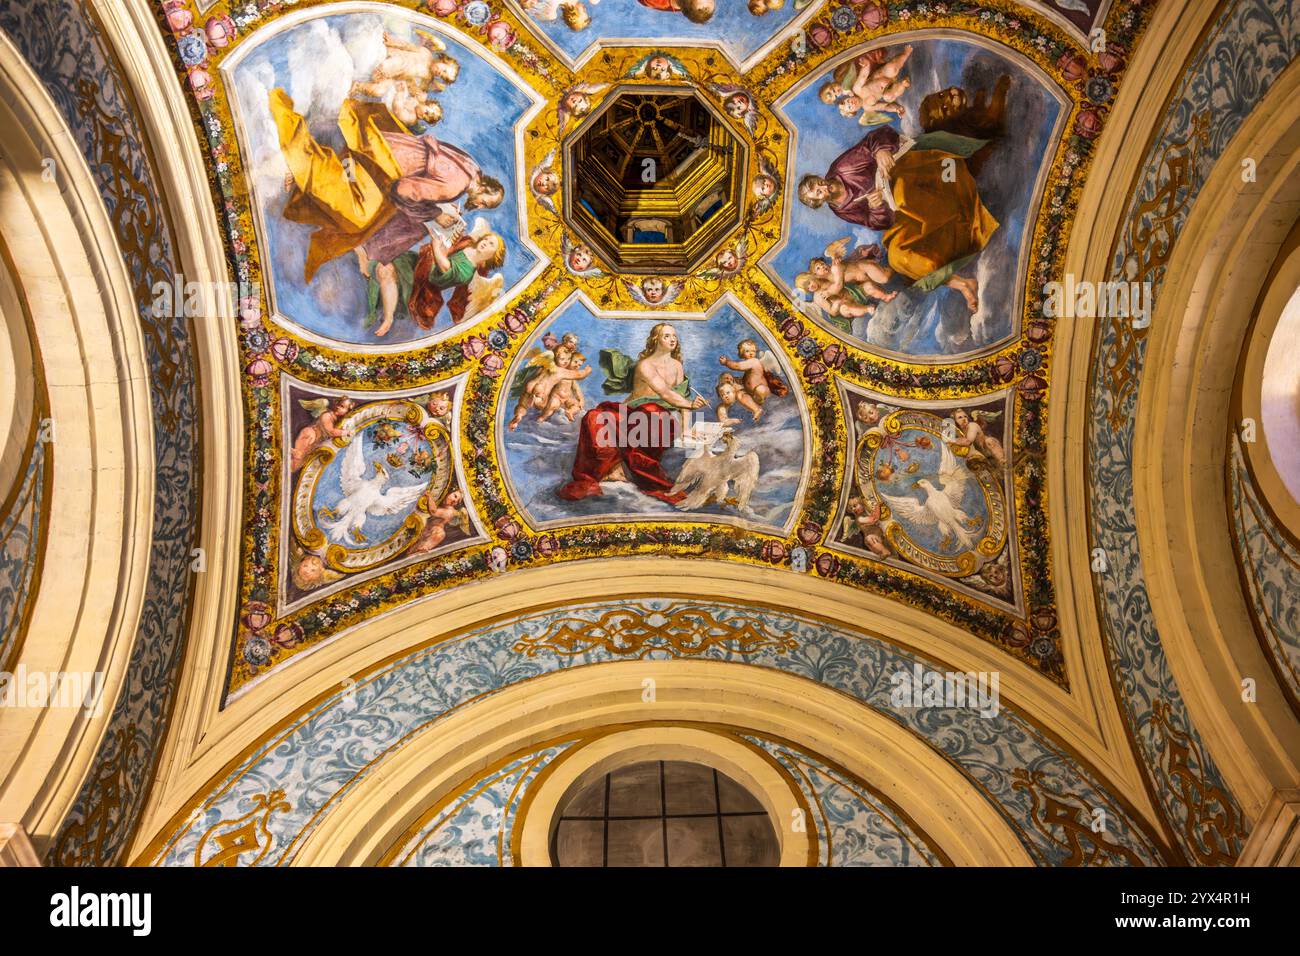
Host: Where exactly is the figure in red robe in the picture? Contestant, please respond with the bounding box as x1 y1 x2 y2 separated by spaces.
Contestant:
557 323 709 503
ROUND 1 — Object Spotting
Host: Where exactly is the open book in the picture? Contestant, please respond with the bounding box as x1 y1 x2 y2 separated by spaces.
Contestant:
679 418 727 453
874 134 915 212
423 204 467 246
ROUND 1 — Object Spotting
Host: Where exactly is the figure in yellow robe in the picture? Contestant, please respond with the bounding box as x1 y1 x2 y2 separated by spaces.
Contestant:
798 125 996 313
267 88 503 283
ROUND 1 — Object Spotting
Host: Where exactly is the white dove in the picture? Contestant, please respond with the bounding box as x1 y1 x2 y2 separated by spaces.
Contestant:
320 436 427 546
881 442 981 551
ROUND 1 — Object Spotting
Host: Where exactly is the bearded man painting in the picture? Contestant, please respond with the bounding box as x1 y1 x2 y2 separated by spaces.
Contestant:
797 124 997 313
268 88 505 333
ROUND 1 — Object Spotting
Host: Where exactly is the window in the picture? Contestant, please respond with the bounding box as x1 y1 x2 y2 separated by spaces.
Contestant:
551 760 779 866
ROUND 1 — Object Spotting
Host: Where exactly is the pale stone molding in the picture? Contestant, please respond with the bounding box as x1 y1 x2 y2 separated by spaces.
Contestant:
1131 61 1300 816
1237 789 1300 866
0 243 37 502
293 662 1033 867
0 29 155 849
0 822 40 867
1052 0 1233 841
86 0 245 864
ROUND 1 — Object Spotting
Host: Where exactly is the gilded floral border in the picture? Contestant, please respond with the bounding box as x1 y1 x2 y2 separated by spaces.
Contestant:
150 0 1155 693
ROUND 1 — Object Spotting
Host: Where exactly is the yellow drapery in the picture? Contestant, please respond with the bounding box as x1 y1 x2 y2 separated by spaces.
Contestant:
268 88 410 282
882 148 999 284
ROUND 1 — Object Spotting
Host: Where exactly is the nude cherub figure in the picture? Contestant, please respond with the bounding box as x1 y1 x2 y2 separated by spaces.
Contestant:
522 0 591 31
839 45 913 121
796 275 876 322
842 495 891 557
291 396 354 471
539 351 589 423
354 31 460 101
715 377 743 426
798 239 898 320
410 489 468 554
825 239 895 293
508 350 593 430
542 330 579 357
382 81 443 127
718 340 770 421
949 408 1006 467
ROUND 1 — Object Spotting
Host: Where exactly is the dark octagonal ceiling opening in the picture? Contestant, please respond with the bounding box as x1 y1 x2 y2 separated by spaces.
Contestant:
563 85 748 275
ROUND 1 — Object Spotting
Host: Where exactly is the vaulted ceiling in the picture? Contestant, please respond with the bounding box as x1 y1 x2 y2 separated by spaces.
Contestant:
2 0 1299 868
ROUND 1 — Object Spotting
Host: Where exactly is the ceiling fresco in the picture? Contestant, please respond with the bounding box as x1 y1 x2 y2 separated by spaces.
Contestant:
277 373 487 616
223 12 544 346
512 0 809 68
829 381 1022 612
13 0 1300 874
154 0 1158 696
498 295 810 532
769 34 1066 359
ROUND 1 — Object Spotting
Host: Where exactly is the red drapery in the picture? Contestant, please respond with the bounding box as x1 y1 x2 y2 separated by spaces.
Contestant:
557 401 686 503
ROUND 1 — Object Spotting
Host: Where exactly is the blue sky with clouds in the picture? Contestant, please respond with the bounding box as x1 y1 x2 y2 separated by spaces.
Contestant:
232 11 534 347
516 0 803 65
770 37 1061 358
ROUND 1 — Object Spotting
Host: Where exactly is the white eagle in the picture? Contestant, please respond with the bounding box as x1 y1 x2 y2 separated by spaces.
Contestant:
881 442 981 551
668 432 760 512
320 437 427 545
